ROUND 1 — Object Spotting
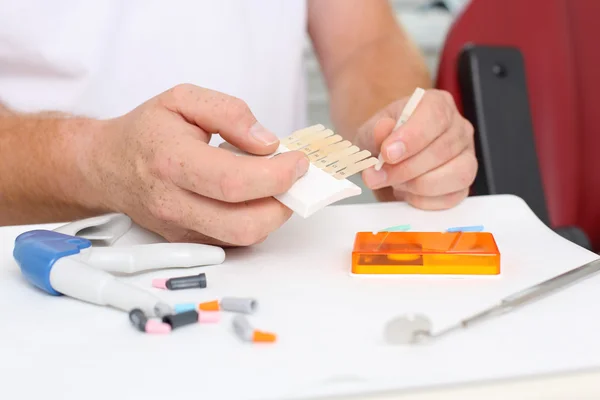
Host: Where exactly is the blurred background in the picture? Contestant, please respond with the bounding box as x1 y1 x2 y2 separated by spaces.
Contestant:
305 0 470 204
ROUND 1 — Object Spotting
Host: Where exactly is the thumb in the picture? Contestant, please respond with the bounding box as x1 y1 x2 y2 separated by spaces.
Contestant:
354 96 412 156
161 84 279 155
355 116 396 156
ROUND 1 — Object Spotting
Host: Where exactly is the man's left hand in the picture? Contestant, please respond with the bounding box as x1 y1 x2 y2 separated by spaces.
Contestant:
356 89 477 210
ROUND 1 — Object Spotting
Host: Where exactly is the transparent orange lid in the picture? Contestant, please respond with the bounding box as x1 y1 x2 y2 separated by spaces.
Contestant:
352 231 500 275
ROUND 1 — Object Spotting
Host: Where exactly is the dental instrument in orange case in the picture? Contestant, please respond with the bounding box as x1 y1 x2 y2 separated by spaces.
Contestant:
351 231 500 275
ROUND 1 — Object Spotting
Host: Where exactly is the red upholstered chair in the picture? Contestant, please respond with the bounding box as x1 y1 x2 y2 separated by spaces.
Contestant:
435 0 600 251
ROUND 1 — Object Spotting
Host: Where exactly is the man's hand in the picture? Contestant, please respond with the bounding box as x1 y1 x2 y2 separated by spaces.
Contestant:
307 0 475 210
82 84 309 246
356 89 477 210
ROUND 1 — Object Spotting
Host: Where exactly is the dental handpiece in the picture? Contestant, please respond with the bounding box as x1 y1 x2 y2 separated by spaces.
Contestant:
13 229 226 317
49 256 172 317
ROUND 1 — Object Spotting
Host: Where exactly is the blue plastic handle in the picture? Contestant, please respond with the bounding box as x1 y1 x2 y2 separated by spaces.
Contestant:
13 230 91 295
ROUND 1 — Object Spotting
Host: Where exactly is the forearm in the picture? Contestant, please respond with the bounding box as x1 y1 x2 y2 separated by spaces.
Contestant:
0 104 109 225
326 24 432 142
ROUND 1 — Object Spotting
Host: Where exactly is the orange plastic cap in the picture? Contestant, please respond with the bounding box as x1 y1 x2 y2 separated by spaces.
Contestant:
252 331 277 343
198 300 220 311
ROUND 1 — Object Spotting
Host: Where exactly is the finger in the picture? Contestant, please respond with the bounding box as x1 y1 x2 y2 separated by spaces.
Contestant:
163 135 309 202
168 229 266 248
380 89 456 164
358 118 397 189
395 149 477 197
139 189 283 246
364 118 473 190
161 83 279 155
400 188 469 211
354 116 396 156
353 96 411 151
175 191 294 246
159 227 237 247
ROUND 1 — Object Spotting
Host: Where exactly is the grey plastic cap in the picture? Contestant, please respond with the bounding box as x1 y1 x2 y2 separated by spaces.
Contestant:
166 273 207 290
232 314 253 341
129 309 148 332
162 310 199 329
220 297 258 314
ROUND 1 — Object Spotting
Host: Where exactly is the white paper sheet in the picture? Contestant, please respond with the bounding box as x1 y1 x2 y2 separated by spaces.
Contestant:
1 194 599 400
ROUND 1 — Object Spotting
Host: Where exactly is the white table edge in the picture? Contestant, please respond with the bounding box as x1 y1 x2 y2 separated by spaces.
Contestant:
305 367 600 399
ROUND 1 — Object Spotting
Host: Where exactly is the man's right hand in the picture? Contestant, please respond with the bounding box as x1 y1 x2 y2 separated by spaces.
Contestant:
82 84 309 246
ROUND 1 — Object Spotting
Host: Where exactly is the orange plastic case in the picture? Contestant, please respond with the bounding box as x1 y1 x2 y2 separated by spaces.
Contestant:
351 231 500 275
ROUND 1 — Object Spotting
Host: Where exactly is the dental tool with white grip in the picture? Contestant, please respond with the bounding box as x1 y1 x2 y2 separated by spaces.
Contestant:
13 223 226 317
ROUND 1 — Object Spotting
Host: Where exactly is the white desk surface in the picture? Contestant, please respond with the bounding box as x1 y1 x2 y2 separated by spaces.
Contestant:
1 194 600 400
313 367 600 399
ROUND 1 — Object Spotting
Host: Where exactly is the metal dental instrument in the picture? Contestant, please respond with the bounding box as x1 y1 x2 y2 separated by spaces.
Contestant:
385 257 600 345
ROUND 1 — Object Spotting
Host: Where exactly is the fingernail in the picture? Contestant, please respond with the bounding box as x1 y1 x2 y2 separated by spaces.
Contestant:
296 156 310 179
386 141 405 162
249 122 279 146
363 167 387 189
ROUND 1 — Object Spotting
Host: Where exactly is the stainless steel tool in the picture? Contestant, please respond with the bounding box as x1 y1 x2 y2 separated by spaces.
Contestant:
385 257 600 344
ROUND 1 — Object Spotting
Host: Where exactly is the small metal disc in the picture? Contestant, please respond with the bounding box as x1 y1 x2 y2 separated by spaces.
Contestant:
384 314 432 345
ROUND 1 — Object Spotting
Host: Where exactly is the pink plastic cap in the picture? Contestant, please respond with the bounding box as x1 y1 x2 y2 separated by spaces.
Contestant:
151 278 168 289
145 320 172 334
198 311 220 324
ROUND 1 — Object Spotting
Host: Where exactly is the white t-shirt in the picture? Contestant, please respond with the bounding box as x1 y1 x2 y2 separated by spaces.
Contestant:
0 1 308 145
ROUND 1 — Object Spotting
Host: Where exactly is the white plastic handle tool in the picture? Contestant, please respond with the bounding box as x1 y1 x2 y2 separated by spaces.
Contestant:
80 243 226 274
49 256 172 317
14 230 225 317
375 87 426 171
53 213 132 246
